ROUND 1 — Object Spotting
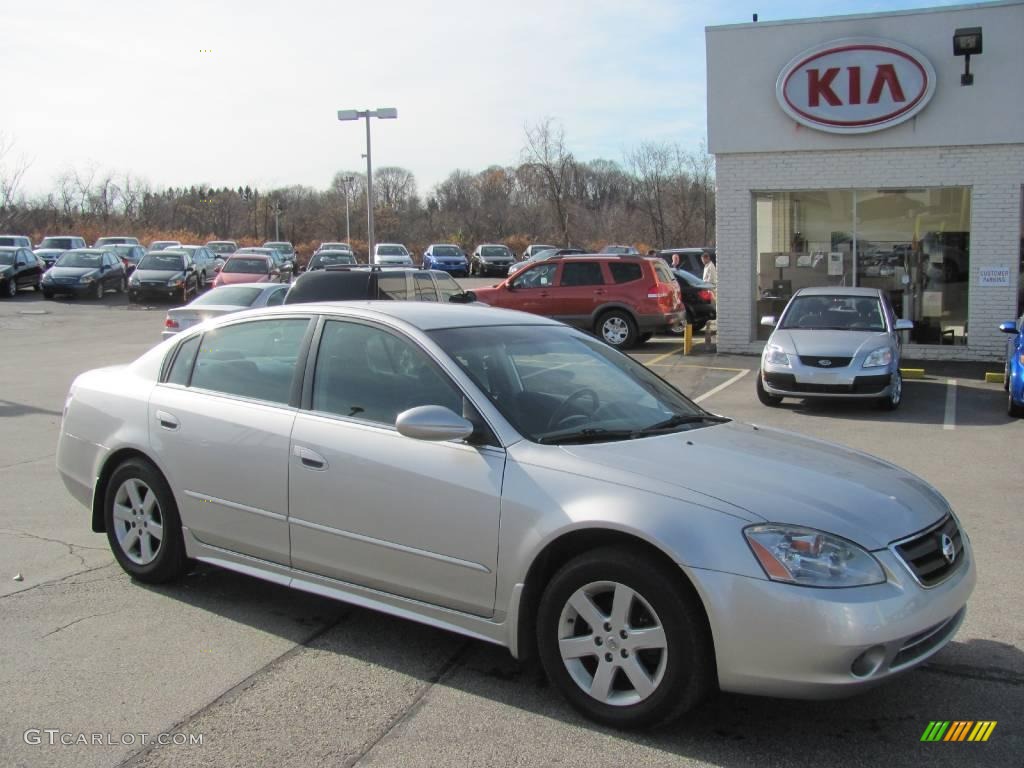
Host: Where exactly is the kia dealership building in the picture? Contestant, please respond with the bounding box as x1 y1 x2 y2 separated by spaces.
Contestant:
707 0 1024 360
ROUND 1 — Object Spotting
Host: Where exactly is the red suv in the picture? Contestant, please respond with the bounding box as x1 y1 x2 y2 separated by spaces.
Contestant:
473 255 683 348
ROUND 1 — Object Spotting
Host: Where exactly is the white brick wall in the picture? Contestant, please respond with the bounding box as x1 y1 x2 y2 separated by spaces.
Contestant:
715 144 1024 361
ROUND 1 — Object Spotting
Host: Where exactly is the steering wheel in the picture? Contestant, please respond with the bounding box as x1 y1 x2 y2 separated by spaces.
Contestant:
546 387 601 430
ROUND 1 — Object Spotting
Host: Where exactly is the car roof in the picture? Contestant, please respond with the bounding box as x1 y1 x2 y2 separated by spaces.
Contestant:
264 301 561 331
660 247 713 254
796 286 884 298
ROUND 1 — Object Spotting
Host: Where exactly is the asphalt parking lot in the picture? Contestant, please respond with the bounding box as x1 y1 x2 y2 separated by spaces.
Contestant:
1 287 1021 768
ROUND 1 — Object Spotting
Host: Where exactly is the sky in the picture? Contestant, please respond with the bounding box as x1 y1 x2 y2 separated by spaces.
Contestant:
3 0 980 198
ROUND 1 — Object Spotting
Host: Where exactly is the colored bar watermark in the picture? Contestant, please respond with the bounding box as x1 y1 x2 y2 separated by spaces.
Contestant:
921 721 997 742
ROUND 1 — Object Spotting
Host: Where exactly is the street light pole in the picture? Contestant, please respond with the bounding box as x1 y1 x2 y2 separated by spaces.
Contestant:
337 108 398 265
342 175 354 245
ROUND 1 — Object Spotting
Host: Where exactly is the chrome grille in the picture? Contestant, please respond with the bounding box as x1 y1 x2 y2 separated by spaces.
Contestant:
892 515 965 587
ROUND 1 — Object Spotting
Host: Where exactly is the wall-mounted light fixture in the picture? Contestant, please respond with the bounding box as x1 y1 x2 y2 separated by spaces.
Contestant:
953 27 982 86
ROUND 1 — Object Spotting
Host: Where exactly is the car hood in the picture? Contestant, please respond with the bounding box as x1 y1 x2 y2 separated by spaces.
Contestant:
134 269 182 281
219 272 268 284
769 329 890 357
47 266 96 278
555 421 948 549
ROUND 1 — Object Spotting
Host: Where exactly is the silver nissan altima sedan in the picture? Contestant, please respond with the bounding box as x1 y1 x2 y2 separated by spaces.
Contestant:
56 302 975 728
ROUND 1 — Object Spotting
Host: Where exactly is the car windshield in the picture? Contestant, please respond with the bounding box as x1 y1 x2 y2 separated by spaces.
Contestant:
110 245 140 259
0 238 26 246
780 295 887 332
207 242 235 253
320 243 349 251
223 257 269 274
482 246 509 257
430 325 723 444
0 252 15 265
377 245 406 256
137 254 185 271
531 249 557 261
265 243 293 252
315 253 356 266
434 246 461 257
190 286 263 306
40 238 74 249
56 251 102 268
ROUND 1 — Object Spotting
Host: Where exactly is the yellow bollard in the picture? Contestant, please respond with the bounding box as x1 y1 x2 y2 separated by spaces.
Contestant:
984 372 1005 384
683 323 693 355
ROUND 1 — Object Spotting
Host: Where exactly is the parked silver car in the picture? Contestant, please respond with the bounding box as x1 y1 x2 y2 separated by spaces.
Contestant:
160 282 290 339
758 287 914 410
57 303 974 728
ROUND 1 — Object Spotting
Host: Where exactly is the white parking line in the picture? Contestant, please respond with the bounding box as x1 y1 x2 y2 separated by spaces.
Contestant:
944 378 957 430
694 369 749 404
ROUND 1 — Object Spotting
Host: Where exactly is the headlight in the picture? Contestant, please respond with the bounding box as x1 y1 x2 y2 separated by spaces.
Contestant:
764 345 791 367
79 274 95 284
744 524 885 588
168 277 184 287
42 272 52 282
863 348 893 368
129 274 140 285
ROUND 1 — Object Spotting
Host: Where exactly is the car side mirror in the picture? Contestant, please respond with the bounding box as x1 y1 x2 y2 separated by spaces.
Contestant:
395 405 474 442
999 321 1019 334
760 315 776 327
894 319 914 332
449 290 476 304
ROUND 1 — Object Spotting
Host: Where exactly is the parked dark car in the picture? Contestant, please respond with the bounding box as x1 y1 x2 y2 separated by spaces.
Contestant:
94 236 140 247
658 248 716 279
471 244 515 276
263 241 297 272
671 268 717 332
108 244 147 275
0 247 44 297
179 245 220 288
34 235 88 268
128 250 198 303
0 235 33 249
41 248 127 299
284 267 475 305
308 250 359 271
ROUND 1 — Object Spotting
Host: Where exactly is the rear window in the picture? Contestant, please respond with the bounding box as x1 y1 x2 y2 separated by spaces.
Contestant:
192 286 264 307
433 272 464 303
284 272 373 304
377 274 409 300
609 262 643 284
652 260 675 284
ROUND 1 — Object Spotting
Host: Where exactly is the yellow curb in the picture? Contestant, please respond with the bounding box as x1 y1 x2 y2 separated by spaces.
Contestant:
900 368 925 379
984 372 1005 384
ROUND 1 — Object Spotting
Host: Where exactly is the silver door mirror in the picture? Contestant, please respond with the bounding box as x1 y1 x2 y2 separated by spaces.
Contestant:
894 319 914 332
395 405 474 442
760 315 776 327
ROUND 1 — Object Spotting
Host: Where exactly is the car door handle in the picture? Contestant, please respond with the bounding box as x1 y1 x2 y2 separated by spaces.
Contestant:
539 291 549 298
594 289 606 295
155 410 179 430
293 445 328 470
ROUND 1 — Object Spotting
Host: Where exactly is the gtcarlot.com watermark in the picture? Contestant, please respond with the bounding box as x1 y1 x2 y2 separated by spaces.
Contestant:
24 729 203 747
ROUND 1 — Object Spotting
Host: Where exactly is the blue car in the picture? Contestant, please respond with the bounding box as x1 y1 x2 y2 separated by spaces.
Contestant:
422 244 469 276
1000 316 1024 417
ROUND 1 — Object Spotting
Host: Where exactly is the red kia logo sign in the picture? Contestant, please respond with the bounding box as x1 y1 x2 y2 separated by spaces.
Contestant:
776 38 936 134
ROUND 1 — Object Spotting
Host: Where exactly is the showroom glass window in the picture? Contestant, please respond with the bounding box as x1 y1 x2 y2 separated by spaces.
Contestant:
752 188 971 344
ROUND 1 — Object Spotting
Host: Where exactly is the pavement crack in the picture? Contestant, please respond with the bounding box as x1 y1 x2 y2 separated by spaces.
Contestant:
922 661 1024 687
346 640 471 768
0 528 108 568
0 453 55 470
0 563 118 600
42 609 121 638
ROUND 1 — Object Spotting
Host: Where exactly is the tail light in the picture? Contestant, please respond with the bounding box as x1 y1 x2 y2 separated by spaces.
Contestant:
698 289 715 303
164 316 179 329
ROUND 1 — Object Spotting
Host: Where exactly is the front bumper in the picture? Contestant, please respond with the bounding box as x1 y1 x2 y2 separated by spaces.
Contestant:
130 284 183 300
430 262 469 274
478 262 511 274
43 281 96 295
687 541 975 699
761 363 896 399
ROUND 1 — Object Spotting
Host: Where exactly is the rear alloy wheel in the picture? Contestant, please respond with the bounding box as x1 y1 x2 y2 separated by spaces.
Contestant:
104 459 189 583
877 370 902 411
597 310 638 349
537 547 713 728
756 374 783 406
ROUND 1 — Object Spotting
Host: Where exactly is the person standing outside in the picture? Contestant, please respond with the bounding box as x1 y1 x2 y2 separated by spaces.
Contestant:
671 252 681 270
701 252 718 299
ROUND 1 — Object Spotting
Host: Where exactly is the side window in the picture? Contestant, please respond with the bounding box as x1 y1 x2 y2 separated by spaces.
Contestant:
377 274 409 300
414 272 438 301
312 321 462 426
434 272 463 303
609 262 643 284
560 262 604 287
16 250 27 266
189 318 310 404
265 287 287 306
511 263 558 289
166 335 201 386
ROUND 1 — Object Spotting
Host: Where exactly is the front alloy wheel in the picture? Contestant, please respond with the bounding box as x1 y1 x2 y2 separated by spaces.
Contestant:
537 547 713 728
6 279 17 298
93 281 104 300
878 370 902 411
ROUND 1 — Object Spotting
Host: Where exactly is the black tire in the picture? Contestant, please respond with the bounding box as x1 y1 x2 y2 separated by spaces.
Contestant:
93 281 104 300
1009 389 1024 418
596 310 638 349
4 279 16 298
199 271 207 289
637 332 653 345
536 546 714 729
33 281 41 292
116 276 127 294
103 458 189 583
691 320 707 334
42 288 53 299
1004 363 1010 392
876 370 902 411
756 374 783 406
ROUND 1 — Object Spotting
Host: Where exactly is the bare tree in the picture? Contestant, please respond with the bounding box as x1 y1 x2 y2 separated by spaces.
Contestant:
522 119 576 245
0 134 31 226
